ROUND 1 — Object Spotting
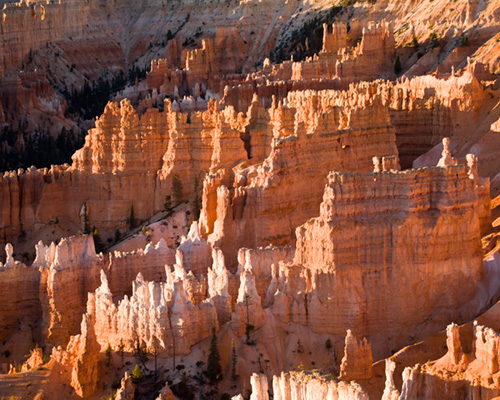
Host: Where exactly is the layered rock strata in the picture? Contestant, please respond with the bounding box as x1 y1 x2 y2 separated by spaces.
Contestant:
394 321 500 400
269 160 489 359
201 96 398 266
89 268 217 357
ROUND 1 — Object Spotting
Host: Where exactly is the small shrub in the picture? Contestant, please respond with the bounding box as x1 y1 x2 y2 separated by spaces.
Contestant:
394 55 402 74
131 364 143 380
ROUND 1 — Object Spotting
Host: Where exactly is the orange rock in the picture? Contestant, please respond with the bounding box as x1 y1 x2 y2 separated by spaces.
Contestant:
339 330 373 381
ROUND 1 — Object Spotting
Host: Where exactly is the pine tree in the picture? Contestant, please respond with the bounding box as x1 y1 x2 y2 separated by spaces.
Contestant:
394 55 402 75
172 174 183 205
206 320 222 384
131 364 143 380
231 339 238 381
193 176 201 220
92 227 104 253
82 202 90 234
127 204 136 230
164 195 173 215
118 339 125 366
106 343 112 366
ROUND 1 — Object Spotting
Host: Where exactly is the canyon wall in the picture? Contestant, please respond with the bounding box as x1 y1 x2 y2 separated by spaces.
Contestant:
268 160 489 359
201 95 398 267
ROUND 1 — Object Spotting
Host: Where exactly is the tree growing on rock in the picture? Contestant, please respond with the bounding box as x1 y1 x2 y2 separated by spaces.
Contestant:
131 364 143 380
206 320 222 384
127 204 136 230
105 343 112 366
164 195 173 216
172 174 183 205
82 202 90 234
193 176 201 220
231 339 238 381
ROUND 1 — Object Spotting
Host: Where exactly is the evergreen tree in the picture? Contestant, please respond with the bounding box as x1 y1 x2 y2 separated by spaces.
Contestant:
118 339 125 366
394 55 402 75
206 320 222 384
106 343 112 366
164 195 173 215
231 339 238 381
172 174 183 205
193 176 201 220
92 227 104 253
127 204 136 230
131 364 143 380
83 202 90 234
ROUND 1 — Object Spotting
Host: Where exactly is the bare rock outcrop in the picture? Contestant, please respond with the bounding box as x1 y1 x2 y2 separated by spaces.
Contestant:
272 371 369 400
21 348 44 372
270 160 489 358
250 373 269 400
90 268 217 357
203 94 398 266
51 313 101 398
115 373 135 400
397 321 500 399
339 330 373 381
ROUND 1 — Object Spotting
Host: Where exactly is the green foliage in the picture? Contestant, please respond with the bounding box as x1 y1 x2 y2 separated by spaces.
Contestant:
0 111 85 172
429 32 439 47
65 67 147 121
106 343 112 365
193 176 201 220
206 320 223 384
171 379 195 400
296 340 304 354
141 225 147 233
172 174 183 205
117 339 125 366
231 339 238 381
297 363 305 371
93 227 104 253
244 292 255 345
127 204 136 230
65 72 125 120
131 364 143 380
271 6 343 65
412 35 419 48
83 202 90 234
164 195 173 216
394 55 402 75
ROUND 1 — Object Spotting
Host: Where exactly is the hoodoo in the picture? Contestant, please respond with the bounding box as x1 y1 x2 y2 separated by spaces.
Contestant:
1 0 500 399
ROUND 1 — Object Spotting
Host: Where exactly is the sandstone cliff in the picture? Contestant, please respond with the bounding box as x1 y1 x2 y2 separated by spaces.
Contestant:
270 160 489 359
